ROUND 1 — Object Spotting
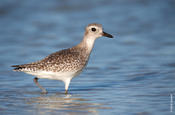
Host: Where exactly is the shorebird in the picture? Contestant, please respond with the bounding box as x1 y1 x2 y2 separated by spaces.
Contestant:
12 23 113 94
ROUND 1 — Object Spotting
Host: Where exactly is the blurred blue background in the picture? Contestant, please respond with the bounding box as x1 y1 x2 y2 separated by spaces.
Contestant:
0 0 175 115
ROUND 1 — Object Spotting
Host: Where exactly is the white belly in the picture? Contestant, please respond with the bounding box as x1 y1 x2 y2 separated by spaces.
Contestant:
25 70 82 82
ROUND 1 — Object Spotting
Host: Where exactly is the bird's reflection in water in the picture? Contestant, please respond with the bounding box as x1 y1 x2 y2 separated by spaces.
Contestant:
26 93 111 115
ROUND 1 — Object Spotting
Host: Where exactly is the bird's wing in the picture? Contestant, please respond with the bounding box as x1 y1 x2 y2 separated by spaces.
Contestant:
12 49 85 72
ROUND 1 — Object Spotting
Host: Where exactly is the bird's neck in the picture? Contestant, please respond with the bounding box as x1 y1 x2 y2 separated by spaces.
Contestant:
77 35 96 54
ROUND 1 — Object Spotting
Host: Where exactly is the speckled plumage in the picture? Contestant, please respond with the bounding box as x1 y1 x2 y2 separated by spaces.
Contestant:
12 23 113 94
12 47 89 73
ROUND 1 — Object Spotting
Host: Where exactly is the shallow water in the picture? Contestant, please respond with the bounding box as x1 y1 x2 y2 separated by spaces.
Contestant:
0 0 175 114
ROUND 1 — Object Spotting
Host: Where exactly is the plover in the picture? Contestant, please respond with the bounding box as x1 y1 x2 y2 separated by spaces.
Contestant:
12 23 113 94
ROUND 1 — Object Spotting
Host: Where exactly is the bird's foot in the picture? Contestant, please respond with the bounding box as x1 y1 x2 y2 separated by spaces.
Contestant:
41 91 48 94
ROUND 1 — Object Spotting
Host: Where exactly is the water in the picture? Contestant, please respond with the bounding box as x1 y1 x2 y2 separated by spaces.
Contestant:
0 0 175 114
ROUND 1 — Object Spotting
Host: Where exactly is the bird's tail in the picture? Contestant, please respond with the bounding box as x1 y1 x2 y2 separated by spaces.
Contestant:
11 65 26 71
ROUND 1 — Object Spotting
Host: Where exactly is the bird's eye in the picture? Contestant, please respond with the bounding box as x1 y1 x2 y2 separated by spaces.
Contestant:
91 28 96 32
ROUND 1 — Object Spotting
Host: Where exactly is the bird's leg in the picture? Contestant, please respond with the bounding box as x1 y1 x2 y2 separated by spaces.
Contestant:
64 79 71 95
65 90 68 95
33 77 47 94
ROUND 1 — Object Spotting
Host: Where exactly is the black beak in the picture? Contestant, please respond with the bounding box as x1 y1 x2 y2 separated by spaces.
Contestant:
102 31 113 38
